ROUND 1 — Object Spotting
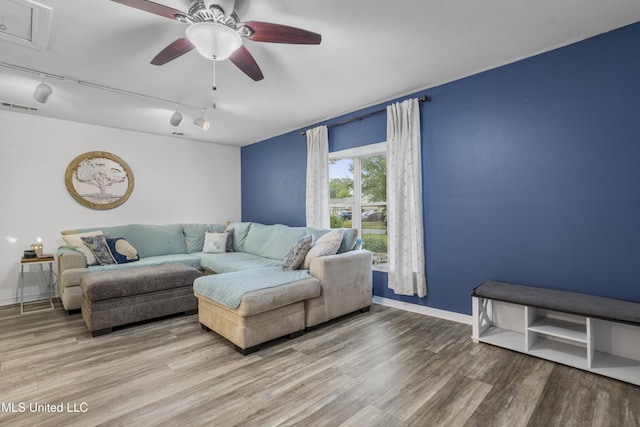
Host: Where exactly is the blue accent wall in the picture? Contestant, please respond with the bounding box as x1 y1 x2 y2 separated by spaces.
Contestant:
242 22 640 315
242 131 307 227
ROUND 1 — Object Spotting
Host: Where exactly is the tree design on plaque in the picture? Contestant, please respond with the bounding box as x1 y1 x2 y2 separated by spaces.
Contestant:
75 158 128 204
65 151 135 210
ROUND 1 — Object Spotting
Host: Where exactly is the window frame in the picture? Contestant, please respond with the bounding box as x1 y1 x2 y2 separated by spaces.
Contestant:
329 142 388 271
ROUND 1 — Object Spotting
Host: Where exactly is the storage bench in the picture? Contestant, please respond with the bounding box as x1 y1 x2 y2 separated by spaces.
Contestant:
81 263 202 336
472 280 640 386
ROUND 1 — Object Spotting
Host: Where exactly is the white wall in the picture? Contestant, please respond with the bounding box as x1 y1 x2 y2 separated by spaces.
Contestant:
0 109 241 305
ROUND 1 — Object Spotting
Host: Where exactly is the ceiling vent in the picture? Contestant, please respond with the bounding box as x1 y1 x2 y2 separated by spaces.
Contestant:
0 0 52 50
1 100 38 112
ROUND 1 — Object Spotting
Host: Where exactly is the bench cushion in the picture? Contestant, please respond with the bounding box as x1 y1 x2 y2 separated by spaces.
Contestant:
81 263 202 302
473 280 640 326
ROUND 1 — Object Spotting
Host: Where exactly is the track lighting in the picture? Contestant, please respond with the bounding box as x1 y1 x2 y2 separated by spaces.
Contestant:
33 75 52 103
170 110 183 126
2 62 219 131
194 115 210 130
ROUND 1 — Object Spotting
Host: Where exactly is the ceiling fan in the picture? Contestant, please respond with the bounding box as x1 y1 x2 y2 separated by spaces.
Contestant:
112 0 322 81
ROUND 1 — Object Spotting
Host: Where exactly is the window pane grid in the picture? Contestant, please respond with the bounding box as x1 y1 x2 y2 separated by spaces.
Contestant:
329 150 388 267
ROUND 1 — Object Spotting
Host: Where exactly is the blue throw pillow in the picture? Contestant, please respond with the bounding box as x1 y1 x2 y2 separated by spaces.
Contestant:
105 237 140 264
81 235 115 265
225 228 234 253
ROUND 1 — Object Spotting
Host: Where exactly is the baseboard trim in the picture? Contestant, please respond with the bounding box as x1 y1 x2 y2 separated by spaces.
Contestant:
372 296 472 325
0 291 59 307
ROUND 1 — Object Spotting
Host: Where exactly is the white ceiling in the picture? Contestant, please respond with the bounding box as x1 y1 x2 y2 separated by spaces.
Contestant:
1 0 639 147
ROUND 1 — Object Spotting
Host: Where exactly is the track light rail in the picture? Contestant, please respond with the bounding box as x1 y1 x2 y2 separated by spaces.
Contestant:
0 61 206 112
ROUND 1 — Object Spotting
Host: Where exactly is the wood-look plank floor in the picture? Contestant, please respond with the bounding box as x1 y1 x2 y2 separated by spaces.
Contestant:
1 301 639 426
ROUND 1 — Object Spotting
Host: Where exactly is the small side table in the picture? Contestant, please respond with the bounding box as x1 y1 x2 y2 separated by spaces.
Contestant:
20 256 56 315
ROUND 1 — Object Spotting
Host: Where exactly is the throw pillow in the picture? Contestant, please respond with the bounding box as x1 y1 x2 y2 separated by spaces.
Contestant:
105 237 140 264
283 235 313 270
81 235 115 265
225 228 234 253
61 230 105 265
303 229 344 269
203 232 228 254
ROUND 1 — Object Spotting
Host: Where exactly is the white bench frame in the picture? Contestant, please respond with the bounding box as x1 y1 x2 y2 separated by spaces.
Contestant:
472 284 640 386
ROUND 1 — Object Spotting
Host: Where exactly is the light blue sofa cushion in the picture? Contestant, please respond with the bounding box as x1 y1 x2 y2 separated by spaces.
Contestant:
182 223 225 253
200 252 282 274
242 223 307 260
87 253 202 272
225 222 252 252
193 267 313 308
77 224 187 258
305 227 358 254
338 228 358 253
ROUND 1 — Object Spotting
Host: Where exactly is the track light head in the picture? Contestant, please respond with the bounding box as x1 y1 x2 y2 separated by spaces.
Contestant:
170 111 183 126
33 81 52 103
194 117 210 130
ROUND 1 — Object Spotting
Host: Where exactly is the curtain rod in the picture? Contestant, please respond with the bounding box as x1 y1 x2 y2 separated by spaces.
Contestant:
300 94 430 136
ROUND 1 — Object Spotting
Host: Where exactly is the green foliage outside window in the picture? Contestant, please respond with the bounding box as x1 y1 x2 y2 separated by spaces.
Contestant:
329 176 354 199
330 215 344 228
363 234 387 253
361 155 387 202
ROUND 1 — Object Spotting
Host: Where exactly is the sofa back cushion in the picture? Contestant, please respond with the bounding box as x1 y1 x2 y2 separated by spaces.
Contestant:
225 222 252 252
77 224 187 258
306 227 358 254
182 223 226 253
242 223 307 260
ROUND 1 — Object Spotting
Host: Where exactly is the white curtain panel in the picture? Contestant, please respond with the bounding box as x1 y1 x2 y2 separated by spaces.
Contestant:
305 125 330 228
387 98 427 297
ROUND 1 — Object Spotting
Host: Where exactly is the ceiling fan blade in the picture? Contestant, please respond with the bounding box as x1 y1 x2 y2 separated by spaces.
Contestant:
229 45 264 81
243 21 321 44
111 0 185 20
151 38 195 65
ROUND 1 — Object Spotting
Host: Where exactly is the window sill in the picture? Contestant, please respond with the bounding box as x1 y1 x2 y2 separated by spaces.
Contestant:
372 263 388 272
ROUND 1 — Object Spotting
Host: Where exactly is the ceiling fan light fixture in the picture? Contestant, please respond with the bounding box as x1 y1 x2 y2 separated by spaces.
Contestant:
194 116 210 130
204 0 235 16
186 22 242 61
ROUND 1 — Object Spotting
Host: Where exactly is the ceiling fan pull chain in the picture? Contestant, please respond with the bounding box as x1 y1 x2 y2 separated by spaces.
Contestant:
212 55 217 91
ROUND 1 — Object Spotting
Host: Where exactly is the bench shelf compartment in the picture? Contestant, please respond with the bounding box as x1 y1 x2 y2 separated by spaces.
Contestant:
527 317 587 344
472 282 640 386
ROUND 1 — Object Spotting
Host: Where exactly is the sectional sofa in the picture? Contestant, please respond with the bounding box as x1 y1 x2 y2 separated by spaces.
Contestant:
193 222 372 353
57 222 373 351
58 223 222 312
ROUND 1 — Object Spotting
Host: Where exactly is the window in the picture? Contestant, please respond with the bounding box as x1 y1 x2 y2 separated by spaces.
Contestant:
329 143 388 269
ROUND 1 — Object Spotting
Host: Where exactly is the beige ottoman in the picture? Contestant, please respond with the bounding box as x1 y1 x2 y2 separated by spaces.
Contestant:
195 276 321 354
